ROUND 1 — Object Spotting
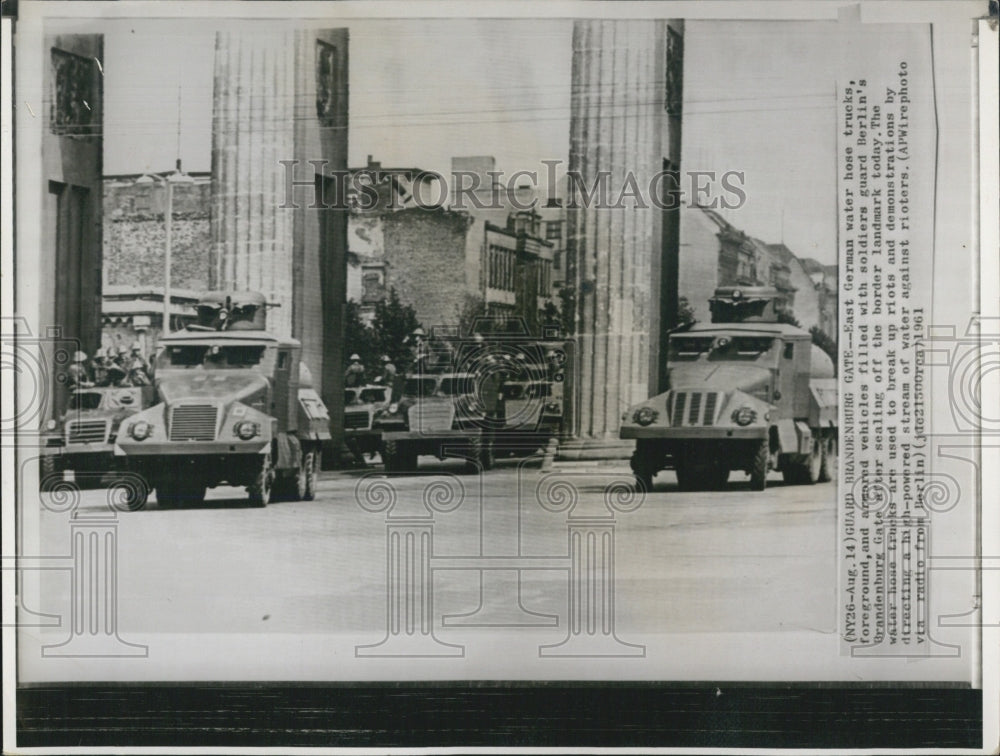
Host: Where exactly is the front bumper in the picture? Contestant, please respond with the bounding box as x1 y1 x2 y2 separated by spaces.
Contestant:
115 440 270 456
620 425 768 440
380 428 482 442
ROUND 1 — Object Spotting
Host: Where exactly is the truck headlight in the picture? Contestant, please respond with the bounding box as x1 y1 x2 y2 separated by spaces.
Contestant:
388 403 399 415
632 407 658 426
544 401 562 414
129 420 152 441
45 419 57 431
235 420 259 440
732 406 757 426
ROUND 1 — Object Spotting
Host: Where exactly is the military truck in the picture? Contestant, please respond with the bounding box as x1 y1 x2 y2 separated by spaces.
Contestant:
373 371 493 473
620 286 837 491
343 383 391 458
114 292 331 509
40 385 154 489
493 344 567 454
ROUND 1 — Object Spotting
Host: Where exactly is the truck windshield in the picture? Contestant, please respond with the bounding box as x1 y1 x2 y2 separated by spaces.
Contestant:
159 344 269 369
438 376 474 396
68 391 103 410
404 377 437 396
669 337 714 358
359 388 388 403
715 337 775 358
502 381 551 400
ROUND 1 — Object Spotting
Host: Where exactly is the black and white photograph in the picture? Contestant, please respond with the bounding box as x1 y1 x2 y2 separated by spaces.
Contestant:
2 0 996 750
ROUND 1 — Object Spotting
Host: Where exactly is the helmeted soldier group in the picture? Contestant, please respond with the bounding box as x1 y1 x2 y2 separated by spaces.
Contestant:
68 343 151 391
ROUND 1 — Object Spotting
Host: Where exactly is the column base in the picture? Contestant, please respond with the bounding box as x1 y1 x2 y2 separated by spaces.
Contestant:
443 570 558 627
355 632 465 658
539 631 645 657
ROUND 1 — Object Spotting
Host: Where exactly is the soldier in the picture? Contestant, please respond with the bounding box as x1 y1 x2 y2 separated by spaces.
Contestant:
344 353 366 388
378 354 397 392
90 350 108 388
409 327 429 372
105 360 129 388
67 351 93 390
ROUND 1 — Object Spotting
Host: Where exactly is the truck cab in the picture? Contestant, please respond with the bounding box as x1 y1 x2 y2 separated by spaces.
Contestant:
620 286 837 491
372 371 491 473
114 292 330 509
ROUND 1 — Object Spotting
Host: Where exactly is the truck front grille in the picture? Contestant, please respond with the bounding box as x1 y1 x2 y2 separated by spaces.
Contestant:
170 405 218 441
67 419 108 444
409 403 455 433
344 410 371 430
670 392 721 427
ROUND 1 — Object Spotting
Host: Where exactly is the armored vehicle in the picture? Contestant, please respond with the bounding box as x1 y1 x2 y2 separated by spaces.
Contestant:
620 286 837 491
40 385 153 489
493 344 567 453
344 383 391 458
373 371 493 473
114 292 331 509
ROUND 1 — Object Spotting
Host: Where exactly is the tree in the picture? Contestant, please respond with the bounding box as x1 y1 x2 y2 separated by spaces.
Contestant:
343 299 376 374
371 287 422 369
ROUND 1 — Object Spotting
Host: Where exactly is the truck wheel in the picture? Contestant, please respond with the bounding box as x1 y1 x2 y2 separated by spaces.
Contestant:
818 436 836 483
480 437 495 471
248 455 274 508
112 479 149 511
674 461 695 491
464 435 483 473
749 441 769 491
301 451 317 501
630 449 655 492
381 440 398 473
40 455 60 492
155 484 181 509
800 439 822 485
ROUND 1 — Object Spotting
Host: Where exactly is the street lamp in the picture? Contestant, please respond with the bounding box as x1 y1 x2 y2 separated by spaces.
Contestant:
137 161 193 340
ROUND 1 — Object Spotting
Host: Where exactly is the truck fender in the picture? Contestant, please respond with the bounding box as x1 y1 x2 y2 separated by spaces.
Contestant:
275 432 302 471
775 419 812 455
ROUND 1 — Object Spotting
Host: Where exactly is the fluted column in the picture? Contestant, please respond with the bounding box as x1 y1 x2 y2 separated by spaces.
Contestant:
210 31 297 337
567 21 664 441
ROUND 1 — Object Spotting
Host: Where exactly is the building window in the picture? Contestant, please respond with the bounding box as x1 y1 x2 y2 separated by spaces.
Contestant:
545 221 562 241
50 48 97 137
665 28 683 117
315 41 341 128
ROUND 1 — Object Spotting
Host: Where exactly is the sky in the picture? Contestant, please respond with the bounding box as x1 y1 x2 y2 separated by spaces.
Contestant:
94 14 975 267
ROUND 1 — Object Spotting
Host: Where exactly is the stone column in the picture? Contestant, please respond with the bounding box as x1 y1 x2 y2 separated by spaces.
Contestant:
565 20 666 445
210 31 297 338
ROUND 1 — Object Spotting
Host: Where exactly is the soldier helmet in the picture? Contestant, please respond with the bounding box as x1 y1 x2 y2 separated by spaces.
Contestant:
131 342 142 352
412 327 426 337
349 353 361 361
72 350 88 363
118 345 130 356
381 354 391 362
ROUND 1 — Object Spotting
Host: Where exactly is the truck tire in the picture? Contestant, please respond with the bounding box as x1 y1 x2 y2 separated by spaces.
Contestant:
248 455 273 508
302 450 317 501
155 484 181 509
464 435 482 474
113 479 149 511
800 439 822 485
818 436 836 483
630 448 655 492
749 440 769 491
40 455 60 492
381 440 398 473
480 436 495 471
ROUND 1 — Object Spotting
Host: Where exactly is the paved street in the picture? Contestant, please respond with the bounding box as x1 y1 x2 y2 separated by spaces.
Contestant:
31 457 836 646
